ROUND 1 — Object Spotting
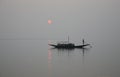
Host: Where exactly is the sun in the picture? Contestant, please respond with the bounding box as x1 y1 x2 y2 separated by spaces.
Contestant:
48 20 52 24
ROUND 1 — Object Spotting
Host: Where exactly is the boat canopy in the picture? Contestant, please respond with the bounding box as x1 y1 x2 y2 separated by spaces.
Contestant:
57 41 69 44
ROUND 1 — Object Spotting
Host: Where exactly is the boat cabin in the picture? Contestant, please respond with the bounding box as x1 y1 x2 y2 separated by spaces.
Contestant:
56 41 75 48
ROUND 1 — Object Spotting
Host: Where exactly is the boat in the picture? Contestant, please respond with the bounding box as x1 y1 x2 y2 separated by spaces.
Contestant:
49 37 90 49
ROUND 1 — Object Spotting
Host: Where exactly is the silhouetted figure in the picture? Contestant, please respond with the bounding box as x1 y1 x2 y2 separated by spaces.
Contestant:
82 39 84 45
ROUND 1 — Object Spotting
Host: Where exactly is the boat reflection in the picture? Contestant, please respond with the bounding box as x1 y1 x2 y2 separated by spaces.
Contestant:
50 47 90 56
48 47 91 77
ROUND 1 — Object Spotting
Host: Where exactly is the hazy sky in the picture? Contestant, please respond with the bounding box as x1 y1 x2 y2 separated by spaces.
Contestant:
0 0 120 39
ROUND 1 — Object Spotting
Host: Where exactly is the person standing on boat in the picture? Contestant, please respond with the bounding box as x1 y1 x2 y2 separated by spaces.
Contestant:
82 39 84 45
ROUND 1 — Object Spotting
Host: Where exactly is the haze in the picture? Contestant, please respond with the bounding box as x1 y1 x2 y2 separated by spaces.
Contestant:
0 0 119 39
0 0 120 77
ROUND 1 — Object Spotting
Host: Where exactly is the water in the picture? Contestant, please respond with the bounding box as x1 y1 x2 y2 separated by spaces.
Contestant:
0 38 120 77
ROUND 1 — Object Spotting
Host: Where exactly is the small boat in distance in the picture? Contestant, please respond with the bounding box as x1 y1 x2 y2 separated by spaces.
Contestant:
49 37 90 49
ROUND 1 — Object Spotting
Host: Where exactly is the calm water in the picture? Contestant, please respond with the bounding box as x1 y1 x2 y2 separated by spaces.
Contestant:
0 38 120 77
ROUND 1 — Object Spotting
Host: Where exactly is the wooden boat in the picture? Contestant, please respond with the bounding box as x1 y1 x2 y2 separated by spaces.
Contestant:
49 37 90 49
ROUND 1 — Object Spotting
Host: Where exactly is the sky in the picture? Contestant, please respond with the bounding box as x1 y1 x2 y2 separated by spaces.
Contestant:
0 0 120 39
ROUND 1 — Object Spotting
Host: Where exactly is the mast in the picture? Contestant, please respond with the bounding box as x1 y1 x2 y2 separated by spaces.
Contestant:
68 36 69 43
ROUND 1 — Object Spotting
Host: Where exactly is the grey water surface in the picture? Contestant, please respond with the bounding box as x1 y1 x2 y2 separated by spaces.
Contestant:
0 37 120 77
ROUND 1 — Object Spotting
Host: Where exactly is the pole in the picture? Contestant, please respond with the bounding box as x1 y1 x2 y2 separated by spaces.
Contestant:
68 36 69 43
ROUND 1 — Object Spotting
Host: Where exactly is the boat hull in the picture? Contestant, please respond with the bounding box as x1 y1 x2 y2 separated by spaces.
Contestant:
49 44 90 49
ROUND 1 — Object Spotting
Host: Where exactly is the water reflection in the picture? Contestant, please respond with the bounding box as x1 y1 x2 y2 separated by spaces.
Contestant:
48 46 91 77
48 49 52 77
50 47 90 56
54 48 75 56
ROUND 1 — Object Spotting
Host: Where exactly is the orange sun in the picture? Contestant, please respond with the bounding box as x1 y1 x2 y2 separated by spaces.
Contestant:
48 20 52 24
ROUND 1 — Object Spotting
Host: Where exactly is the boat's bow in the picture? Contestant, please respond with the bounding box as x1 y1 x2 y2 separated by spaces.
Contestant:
48 44 57 47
